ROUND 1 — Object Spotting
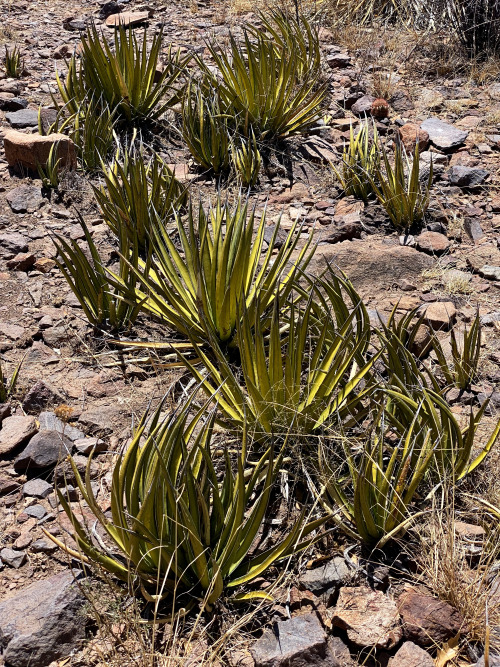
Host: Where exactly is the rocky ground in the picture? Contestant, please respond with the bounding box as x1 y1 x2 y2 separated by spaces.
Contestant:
0 0 500 665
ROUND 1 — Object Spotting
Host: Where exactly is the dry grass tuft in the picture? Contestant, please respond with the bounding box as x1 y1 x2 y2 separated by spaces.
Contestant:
419 493 500 658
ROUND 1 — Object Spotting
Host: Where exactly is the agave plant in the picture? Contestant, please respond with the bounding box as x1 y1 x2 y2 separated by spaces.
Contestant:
332 120 380 202
315 393 437 545
71 99 118 171
56 23 189 124
54 214 142 331
248 9 322 83
204 30 327 138
369 141 432 232
315 373 500 545
111 195 314 346
232 129 261 187
386 378 500 479
42 97 118 172
181 276 378 439
375 306 432 390
429 313 481 391
37 141 63 189
182 81 232 174
0 357 22 403
4 45 23 78
45 398 328 610
94 151 188 252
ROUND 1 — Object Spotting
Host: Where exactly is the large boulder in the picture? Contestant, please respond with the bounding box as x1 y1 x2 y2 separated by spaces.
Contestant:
3 129 76 173
0 571 86 667
309 240 433 298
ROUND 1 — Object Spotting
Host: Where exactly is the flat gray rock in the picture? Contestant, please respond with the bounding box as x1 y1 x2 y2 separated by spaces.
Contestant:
481 265 500 281
5 109 40 128
0 548 26 569
23 478 53 499
299 557 351 595
0 97 28 112
0 571 86 667
6 185 45 214
448 165 489 187
420 117 468 150
5 108 57 129
0 232 29 258
38 411 86 442
14 430 73 472
250 613 329 667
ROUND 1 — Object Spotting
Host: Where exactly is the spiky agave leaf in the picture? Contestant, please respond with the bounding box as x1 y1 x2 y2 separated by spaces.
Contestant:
331 120 380 202
232 128 261 187
182 81 232 174
53 213 142 331
429 312 481 391
315 391 436 545
369 141 433 232
248 9 322 83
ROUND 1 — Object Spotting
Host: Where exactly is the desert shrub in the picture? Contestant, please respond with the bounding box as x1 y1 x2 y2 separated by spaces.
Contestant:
448 0 500 58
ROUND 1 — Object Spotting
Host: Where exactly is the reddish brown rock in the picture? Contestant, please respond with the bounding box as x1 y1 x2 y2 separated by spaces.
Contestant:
388 641 434 666
34 257 56 273
51 43 74 59
416 231 450 255
331 586 402 649
397 589 465 647
6 253 36 271
423 301 456 330
105 11 149 27
0 416 38 456
3 130 76 173
397 123 430 153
